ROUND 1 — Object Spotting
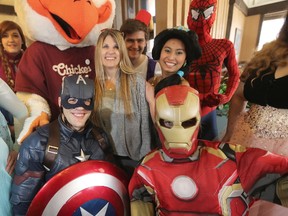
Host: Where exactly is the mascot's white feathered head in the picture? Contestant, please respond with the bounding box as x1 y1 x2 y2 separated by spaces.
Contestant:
14 0 115 50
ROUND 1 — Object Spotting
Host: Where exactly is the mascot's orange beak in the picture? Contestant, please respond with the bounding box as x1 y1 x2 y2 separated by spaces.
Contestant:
27 0 113 44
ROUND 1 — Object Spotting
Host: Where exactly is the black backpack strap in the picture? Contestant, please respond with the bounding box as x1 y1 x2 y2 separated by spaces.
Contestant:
43 120 60 170
92 127 108 151
92 127 115 163
43 122 114 169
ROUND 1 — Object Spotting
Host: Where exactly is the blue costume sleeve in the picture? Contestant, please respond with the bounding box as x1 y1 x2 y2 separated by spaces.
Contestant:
10 132 46 216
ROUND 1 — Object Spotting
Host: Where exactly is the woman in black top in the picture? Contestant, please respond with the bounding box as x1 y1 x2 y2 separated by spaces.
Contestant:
222 13 288 156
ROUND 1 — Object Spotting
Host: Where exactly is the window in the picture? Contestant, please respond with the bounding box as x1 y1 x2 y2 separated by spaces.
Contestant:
257 16 285 50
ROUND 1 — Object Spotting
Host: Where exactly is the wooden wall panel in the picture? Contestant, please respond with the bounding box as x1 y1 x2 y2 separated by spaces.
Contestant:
182 0 191 27
211 0 229 39
155 0 174 34
173 0 183 27
155 0 192 34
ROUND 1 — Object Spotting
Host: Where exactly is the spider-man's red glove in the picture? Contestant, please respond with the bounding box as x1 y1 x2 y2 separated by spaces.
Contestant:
202 93 228 107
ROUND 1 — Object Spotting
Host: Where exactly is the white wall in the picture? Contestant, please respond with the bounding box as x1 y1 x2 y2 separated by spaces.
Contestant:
229 6 246 62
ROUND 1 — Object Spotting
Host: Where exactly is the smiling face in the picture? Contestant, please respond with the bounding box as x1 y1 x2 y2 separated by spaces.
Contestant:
124 30 147 62
59 97 92 132
1 29 23 56
101 35 120 70
159 38 186 77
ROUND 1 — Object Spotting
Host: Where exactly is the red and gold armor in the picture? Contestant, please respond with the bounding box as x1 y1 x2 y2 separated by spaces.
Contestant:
129 85 288 216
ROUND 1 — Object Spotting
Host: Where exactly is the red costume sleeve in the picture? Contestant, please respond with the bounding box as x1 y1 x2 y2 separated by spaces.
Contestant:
220 40 240 105
236 146 288 192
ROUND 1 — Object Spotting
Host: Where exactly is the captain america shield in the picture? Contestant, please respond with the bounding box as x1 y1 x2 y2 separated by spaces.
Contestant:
27 160 129 216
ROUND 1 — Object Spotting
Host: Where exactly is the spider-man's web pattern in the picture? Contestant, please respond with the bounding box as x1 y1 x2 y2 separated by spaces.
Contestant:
186 0 240 116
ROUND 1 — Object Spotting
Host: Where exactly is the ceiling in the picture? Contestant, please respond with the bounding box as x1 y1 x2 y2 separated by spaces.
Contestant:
243 0 287 8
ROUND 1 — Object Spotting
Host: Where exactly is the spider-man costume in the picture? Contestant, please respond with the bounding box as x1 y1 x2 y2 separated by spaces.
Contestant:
129 85 288 216
186 0 240 140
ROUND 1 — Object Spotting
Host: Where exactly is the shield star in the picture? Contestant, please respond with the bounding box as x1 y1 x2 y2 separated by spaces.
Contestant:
80 203 109 216
75 149 90 162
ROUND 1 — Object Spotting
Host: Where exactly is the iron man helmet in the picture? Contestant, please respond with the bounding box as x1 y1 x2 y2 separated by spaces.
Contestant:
155 85 201 159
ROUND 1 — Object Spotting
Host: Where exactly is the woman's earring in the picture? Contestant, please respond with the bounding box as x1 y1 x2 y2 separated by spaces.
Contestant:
183 61 187 67
177 70 184 77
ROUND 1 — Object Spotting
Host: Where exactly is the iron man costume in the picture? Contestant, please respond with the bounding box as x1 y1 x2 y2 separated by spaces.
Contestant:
186 0 240 139
129 85 288 216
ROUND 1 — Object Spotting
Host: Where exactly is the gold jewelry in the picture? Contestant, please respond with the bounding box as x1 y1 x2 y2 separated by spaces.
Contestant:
105 78 115 91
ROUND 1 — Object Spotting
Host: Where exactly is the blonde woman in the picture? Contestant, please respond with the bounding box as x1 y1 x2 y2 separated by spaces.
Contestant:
92 29 154 177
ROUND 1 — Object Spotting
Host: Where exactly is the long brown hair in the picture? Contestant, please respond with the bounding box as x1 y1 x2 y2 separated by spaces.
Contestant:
242 12 288 82
93 29 136 120
0 20 27 89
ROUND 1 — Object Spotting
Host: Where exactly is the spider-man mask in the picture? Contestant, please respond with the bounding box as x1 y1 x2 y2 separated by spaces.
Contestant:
187 0 217 37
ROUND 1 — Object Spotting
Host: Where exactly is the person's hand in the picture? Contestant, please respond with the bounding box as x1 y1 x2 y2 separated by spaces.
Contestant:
6 150 18 175
203 93 227 107
18 111 50 143
16 93 51 144
202 93 220 107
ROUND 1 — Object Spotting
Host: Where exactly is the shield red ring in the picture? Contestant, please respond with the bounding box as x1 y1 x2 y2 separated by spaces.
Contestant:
27 160 129 216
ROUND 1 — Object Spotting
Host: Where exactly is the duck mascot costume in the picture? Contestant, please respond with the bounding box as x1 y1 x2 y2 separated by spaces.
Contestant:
14 0 115 143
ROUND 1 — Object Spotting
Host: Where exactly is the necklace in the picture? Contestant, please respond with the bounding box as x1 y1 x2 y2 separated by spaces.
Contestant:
105 78 115 91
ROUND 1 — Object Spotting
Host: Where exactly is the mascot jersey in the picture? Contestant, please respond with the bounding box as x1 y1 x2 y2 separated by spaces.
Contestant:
15 42 95 121
186 0 239 116
14 0 115 143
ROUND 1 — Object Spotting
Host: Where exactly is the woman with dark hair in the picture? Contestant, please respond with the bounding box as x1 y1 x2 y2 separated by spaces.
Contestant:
222 13 288 156
148 27 202 95
0 20 26 89
0 20 27 140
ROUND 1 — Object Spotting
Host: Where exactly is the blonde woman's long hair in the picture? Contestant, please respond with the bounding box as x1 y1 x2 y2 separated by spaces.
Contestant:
94 29 136 119
242 13 288 82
